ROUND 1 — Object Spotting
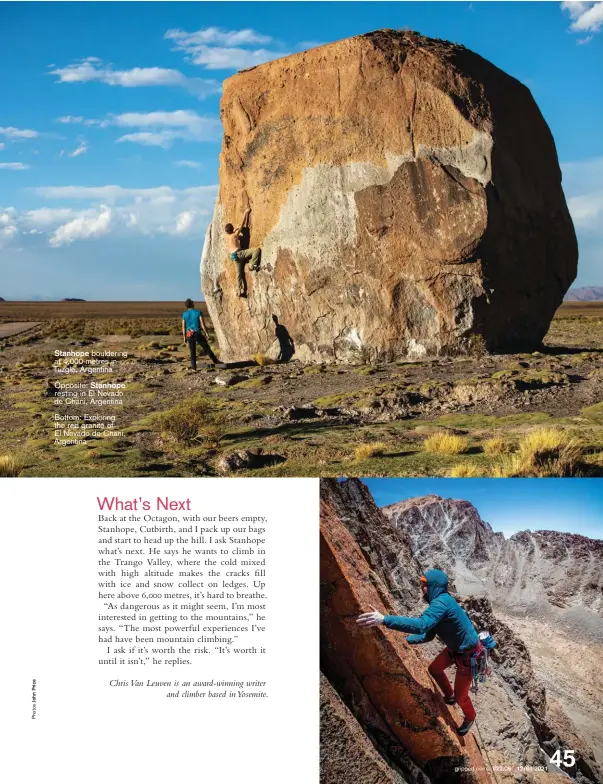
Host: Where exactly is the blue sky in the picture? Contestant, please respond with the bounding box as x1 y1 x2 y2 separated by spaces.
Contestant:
363 477 603 539
1 1 602 300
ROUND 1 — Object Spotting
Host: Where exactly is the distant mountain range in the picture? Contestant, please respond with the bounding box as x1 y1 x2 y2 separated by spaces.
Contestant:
564 287 603 301
383 494 603 627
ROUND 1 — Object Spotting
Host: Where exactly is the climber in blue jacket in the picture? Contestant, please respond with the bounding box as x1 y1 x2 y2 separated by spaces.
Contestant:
357 568 480 736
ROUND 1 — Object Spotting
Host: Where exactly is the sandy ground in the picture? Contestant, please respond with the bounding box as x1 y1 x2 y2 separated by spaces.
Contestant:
0 322 42 338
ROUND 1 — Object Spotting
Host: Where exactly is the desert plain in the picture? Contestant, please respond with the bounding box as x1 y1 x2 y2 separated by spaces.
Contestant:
0 300 602 478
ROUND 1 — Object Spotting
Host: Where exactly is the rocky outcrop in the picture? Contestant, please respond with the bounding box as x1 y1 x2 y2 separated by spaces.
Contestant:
382 496 603 623
320 673 414 784
201 29 577 363
321 480 491 783
461 596 601 783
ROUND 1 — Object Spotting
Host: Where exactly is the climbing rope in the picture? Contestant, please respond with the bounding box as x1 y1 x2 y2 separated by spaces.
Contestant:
474 715 502 784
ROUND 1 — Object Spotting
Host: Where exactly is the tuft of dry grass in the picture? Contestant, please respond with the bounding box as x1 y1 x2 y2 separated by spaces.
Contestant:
157 396 223 446
423 432 470 455
354 442 388 461
483 436 512 456
0 455 20 477
449 463 484 478
491 428 583 477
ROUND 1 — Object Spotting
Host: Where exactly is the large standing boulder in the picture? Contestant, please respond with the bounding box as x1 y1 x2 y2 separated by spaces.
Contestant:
201 29 577 363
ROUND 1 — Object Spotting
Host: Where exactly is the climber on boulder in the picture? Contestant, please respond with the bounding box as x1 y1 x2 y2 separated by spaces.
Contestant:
357 568 481 737
225 207 262 298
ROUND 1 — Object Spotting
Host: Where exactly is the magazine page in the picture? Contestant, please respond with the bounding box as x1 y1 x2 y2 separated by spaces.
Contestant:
320 477 603 784
1 1 602 783
4 477 319 783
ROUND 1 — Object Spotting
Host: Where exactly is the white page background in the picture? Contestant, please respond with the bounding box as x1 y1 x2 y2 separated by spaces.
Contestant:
3 477 319 784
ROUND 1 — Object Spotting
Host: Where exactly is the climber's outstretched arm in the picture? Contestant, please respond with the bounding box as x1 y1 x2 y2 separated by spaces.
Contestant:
358 599 447 635
236 207 251 233
383 599 447 635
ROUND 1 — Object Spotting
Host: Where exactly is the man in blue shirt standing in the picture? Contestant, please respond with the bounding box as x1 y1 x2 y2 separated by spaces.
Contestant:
182 299 222 370
357 569 481 736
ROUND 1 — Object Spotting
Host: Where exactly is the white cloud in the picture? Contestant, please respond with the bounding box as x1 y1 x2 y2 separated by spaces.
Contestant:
562 1 591 19
165 26 272 47
561 1 603 37
1 184 217 248
68 141 88 158
562 157 603 234
0 162 30 170
567 191 603 229
0 208 16 225
165 26 289 70
0 126 38 139
36 184 177 201
0 224 18 246
50 58 219 98
114 109 214 131
58 115 110 128
117 131 179 148
0 209 18 248
56 110 220 148
186 46 290 70
174 210 195 233
0 143 4 151
113 110 220 147
49 206 113 247
23 207 77 226
174 160 201 169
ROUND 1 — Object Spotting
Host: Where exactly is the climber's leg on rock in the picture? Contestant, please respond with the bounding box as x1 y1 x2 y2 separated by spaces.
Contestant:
233 254 248 297
453 659 476 724
248 247 261 271
428 648 455 701
236 247 262 272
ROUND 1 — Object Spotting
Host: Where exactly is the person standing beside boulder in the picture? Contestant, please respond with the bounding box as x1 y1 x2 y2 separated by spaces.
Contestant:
225 207 262 297
181 299 222 370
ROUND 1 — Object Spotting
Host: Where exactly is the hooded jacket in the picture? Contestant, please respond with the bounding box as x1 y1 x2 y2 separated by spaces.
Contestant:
383 569 479 653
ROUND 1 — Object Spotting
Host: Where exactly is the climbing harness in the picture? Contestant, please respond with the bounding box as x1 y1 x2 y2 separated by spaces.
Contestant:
470 631 496 693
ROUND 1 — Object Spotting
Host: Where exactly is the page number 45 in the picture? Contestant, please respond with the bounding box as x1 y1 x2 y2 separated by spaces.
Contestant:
551 750 576 768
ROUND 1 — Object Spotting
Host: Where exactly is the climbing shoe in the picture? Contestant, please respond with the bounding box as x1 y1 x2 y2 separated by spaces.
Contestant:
457 719 474 736
444 696 456 705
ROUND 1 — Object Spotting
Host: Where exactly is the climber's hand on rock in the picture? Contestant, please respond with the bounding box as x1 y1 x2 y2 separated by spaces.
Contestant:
357 608 385 627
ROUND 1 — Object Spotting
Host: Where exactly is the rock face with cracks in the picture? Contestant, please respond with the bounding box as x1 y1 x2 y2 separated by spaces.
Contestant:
320 480 491 783
201 29 577 363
